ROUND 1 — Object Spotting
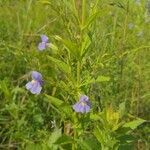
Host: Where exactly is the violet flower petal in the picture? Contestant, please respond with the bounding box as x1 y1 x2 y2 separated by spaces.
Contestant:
85 105 90 113
79 106 85 113
30 81 42 94
38 42 46 51
80 95 89 102
41 35 48 43
73 95 91 113
25 82 33 90
73 102 80 112
32 71 42 81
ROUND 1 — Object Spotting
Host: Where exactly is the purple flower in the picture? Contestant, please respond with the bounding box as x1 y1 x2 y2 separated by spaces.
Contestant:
25 71 43 94
73 95 91 113
38 35 50 51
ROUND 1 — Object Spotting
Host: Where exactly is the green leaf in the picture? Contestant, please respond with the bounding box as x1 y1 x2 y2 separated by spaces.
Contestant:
123 118 145 130
55 135 72 145
11 86 25 94
25 143 43 150
50 43 59 54
82 11 100 30
45 94 63 107
90 113 100 121
48 128 62 149
54 35 80 58
39 0 51 5
45 95 73 117
119 102 126 118
81 34 91 57
63 39 79 56
47 56 71 74
118 134 135 144
79 135 101 150
93 126 105 146
96 76 110 82
59 103 73 117
118 144 134 150
81 75 110 86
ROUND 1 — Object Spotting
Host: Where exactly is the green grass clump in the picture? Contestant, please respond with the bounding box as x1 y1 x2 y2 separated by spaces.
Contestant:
0 0 149 149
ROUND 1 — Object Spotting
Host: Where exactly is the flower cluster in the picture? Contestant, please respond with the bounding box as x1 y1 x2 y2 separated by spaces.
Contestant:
25 35 91 113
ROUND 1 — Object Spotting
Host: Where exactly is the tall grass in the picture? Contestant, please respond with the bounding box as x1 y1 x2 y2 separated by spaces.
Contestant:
0 0 149 149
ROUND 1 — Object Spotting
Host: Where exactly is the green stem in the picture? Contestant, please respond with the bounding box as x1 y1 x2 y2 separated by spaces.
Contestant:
82 0 86 26
73 1 87 149
80 0 86 57
72 0 80 24
77 61 81 85
72 128 77 150
72 114 78 150
77 60 81 87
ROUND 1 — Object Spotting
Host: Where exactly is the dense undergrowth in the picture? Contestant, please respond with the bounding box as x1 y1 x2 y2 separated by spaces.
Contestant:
0 0 149 149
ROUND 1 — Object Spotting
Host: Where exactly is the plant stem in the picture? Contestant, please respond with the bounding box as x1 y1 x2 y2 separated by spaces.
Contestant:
73 1 87 149
77 60 81 85
72 0 80 24
82 0 86 26
72 128 77 150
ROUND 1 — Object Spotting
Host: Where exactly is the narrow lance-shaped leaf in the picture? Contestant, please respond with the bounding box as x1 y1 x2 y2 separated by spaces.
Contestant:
119 102 126 118
93 126 105 146
96 76 110 82
47 56 71 74
48 128 62 148
81 11 100 30
54 35 80 58
123 118 145 130
81 75 110 86
81 34 91 57
45 94 63 107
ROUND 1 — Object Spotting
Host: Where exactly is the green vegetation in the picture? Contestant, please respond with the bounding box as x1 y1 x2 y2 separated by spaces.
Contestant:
0 0 149 149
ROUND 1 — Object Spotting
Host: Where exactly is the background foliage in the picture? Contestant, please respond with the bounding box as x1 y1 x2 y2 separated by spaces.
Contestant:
0 0 149 149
